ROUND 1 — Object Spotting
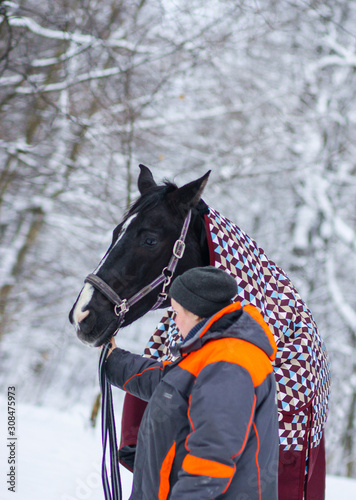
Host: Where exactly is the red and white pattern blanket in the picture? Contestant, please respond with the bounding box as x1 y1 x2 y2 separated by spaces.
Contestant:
143 206 330 454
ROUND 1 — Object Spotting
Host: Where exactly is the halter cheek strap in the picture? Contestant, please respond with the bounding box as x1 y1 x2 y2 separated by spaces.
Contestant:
84 209 192 330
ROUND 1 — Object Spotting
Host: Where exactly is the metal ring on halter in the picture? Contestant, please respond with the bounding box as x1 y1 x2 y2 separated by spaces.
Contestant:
158 272 173 302
162 266 173 278
114 299 128 317
173 239 186 259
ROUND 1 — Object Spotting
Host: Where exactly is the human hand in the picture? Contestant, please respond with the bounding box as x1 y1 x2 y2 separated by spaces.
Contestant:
108 336 117 357
102 336 117 358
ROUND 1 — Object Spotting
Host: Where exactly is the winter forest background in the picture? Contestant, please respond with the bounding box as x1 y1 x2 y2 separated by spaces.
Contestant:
0 0 355 482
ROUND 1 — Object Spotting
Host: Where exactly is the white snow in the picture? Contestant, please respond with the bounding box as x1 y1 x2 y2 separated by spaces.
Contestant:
1 395 355 500
326 476 356 500
0 394 133 500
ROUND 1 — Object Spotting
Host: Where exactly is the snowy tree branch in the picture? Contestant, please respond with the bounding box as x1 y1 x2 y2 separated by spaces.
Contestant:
8 15 151 52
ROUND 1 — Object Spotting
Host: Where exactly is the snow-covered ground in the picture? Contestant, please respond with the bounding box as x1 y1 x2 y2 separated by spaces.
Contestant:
1 395 355 500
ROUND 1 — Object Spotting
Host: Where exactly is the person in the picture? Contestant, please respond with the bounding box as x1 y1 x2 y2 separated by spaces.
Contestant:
105 266 279 499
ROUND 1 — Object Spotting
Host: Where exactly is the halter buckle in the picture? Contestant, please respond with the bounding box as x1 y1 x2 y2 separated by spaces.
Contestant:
160 268 173 300
157 291 168 302
173 239 185 259
114 299 128 317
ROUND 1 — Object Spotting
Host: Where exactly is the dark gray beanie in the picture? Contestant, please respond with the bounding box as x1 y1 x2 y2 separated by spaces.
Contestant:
169 266 237 318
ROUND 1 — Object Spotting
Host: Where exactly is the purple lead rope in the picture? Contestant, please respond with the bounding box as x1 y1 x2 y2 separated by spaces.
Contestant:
99 342 122 500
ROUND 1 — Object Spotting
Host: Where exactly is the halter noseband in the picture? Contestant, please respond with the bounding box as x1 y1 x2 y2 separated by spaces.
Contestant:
84 209 192 332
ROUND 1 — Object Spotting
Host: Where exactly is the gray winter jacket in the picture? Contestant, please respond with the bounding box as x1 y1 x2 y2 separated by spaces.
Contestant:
106 302 279 499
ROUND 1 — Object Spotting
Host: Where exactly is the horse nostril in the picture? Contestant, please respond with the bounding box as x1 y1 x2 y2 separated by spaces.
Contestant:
77 309 90 324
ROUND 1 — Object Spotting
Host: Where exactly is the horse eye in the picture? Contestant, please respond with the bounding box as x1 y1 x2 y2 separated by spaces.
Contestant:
144 237 157 247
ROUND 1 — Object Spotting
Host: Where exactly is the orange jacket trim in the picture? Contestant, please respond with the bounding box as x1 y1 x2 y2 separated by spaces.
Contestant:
253 422 261 500
178 337 273 387
232 394 257 458
122 361 169 391
197 301 277 361
158 441 176 500
182 454 235 479
187 394 195 434
198 301 243 338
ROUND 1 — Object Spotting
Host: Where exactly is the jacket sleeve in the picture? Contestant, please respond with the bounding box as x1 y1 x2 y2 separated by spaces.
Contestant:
170 361 256 500
105 348 166 402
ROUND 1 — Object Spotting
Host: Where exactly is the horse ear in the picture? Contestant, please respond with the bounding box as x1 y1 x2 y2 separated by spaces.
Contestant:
138 164 157 194
168 171 211 208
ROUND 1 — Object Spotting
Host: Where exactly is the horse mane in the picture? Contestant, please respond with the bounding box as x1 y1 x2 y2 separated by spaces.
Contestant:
125 181 178 219
124 180 209 259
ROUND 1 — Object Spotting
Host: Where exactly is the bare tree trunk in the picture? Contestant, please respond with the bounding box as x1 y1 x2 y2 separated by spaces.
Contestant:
0 206 45 339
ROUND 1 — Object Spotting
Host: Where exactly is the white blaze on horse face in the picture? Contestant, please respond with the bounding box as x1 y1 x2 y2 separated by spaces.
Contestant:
72 283 94 329
72 213 138 329
94 213 138 275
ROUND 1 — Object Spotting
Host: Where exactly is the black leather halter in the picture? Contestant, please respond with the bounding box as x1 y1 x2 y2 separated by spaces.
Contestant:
84 209 192 331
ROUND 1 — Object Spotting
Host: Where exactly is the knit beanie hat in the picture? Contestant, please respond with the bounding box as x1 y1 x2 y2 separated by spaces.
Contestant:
169 266 237 318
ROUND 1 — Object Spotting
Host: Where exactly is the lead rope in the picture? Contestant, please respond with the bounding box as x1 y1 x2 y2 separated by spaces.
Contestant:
99 342 122 500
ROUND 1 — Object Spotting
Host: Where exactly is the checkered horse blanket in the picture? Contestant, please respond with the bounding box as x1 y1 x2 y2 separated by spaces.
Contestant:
143 207 330 457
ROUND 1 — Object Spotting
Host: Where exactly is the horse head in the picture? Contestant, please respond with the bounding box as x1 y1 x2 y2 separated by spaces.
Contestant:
69 165 210 347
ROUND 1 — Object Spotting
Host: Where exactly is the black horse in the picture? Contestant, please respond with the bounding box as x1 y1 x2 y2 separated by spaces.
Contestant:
69 164 211 346
69 165 330 500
